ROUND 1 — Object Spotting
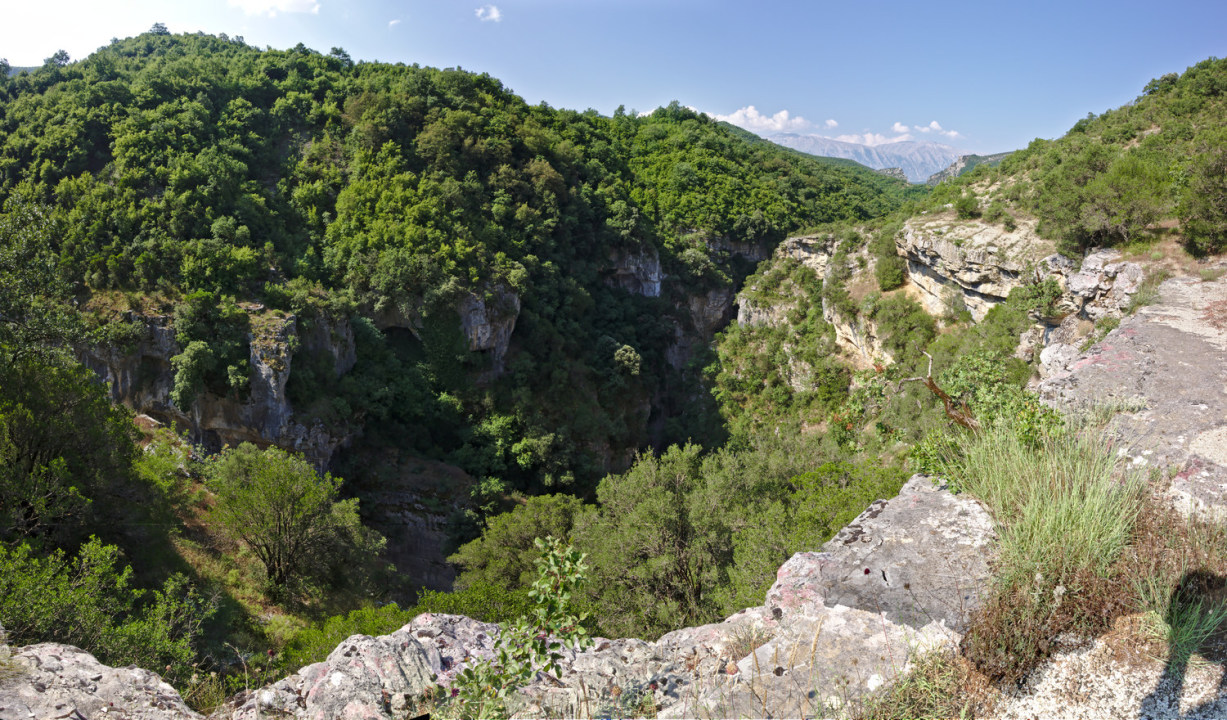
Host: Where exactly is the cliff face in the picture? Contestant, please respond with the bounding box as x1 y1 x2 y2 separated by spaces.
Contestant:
898 213 1054 322
456 287 520 372
741 233 892 367
80 309 348 468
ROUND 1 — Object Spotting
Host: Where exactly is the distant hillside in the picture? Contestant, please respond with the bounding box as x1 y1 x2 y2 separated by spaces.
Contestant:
925 56 1227 255
767 134 964 183
925 151 1013 185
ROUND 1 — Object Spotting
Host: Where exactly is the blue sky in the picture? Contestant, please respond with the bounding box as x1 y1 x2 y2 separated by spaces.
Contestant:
3 0 1225 153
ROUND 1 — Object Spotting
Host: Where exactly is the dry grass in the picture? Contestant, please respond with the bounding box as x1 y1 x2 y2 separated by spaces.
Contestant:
962 483 1227 690
856 649 1000 720
1201 298 1227 330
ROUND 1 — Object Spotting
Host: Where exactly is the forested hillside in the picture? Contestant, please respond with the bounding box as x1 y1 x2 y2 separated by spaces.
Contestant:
0 31 916 491
924 56 1227 255
0 30 920 705
4 29 1226 715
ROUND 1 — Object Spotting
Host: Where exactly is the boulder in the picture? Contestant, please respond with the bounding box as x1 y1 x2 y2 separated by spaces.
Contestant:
214 629 436 720
0 643 201 720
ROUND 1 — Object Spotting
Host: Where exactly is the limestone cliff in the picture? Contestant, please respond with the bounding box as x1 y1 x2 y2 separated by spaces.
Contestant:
607 246 663 297
898 213 1054 322
80 309 348 467
740 233 892 367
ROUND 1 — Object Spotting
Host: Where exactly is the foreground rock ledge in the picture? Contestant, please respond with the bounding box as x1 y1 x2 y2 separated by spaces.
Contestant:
0 642 203 720
0 476 995 719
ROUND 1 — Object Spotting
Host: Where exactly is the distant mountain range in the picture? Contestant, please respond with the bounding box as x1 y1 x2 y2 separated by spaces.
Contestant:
767 134 965 183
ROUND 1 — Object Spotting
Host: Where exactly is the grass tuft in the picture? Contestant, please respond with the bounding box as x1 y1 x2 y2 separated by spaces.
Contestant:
934 415 1147 685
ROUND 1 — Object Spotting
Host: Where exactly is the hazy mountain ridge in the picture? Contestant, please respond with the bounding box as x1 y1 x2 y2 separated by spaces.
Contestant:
768 133 964 183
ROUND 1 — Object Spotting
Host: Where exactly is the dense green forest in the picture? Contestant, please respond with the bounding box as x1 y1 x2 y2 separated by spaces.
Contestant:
0 30 917 496
0 30 922 705
3 29 1225 712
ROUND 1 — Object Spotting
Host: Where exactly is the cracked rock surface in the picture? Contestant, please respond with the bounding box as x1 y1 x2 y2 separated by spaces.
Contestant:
0 643 203 720
1039 275 1227 519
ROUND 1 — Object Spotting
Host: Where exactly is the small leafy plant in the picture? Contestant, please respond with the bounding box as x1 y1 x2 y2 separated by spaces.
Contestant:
448 536 594 719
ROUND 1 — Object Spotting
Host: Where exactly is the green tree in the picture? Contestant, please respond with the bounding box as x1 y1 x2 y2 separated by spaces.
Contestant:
0 196 82 364
450 493 586 591
206 443 384 595
1178 128 1227 254
0 358 138 550
576 443 728 637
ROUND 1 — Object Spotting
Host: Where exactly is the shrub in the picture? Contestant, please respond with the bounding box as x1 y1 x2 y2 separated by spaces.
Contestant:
0 538 213 686
447 537 593 719
871 295 936 362
1178 128 1227 255
955 193 980 219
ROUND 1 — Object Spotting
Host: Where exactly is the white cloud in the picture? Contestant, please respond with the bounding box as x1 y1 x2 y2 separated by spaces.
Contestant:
475 4 502 22
825 118 838 129
891 121 910 134
913 120 961 139
388 18 401 27
712 105 810 134
834 132 912 146
228 0 319 16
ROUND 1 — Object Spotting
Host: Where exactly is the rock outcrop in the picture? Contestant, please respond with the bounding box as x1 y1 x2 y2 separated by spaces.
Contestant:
0 643 203 720
608 247 663 297
456 287 520 372
217 629 436 720
741 233 893 366
1039 273 1227 519
0 476 997 719
898 214 1054 322
269 475 992 718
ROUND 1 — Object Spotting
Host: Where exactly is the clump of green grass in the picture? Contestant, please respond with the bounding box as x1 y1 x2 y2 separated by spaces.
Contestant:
1198 267 1225 282
932 415 1147 684
726 623 773 661
1131 508 1227 679
1126 268 1172 313
950 420 1144 583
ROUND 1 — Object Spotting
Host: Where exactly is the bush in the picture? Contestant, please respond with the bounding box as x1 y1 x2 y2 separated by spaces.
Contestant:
870 295 936 362
448 537 593 720
874 254 906 291
1178 128 1227 255
0 538 213 686
450 494 586 591
955 193 980 219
